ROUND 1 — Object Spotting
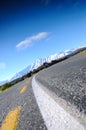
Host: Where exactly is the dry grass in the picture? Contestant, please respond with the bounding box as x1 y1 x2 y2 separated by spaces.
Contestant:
78 50 86 55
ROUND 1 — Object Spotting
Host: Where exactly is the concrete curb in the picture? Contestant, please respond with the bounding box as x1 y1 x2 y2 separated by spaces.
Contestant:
32 76 86 130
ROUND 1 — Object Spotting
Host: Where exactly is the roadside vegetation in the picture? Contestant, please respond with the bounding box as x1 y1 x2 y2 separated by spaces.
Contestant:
0 47 86 92
78 49 86 55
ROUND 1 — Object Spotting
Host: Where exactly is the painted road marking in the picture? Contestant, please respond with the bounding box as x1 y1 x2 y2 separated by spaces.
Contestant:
0 106 21 130
32 76 86 130
20 85 27 94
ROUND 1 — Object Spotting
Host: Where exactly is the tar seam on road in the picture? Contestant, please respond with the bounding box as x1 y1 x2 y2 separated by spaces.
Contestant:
0 106 21 130
32 76 86 130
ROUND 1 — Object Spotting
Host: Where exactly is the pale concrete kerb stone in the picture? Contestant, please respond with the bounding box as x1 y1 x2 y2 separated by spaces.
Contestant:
32 76 86 130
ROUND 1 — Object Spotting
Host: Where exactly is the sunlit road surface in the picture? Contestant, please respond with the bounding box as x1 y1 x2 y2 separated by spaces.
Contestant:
35 51 86 129
0 106 21 130
0 52 86 130
0 79 47 130
32 76 86 130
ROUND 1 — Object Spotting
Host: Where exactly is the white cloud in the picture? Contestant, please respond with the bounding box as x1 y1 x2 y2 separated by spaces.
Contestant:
16 32 48 50
0 62 6 69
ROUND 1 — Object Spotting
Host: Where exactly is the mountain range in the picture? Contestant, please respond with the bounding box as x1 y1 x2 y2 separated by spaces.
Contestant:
0 46 86 86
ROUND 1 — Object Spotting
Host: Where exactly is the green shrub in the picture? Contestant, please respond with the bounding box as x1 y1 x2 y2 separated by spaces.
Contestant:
1 83 10 91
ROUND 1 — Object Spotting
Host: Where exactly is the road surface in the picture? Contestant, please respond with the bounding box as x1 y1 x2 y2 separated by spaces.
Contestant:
36 52 86 128
0 78 47 130
0 51 86 130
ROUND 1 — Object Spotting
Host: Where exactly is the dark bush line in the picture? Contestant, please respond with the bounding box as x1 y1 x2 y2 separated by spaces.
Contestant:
0 47 86 91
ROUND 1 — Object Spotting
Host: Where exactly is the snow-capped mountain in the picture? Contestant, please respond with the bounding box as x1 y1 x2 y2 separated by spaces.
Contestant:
9 65 31 81
30 58 46 71
1 50 71 85
0 46 86 86
30 49 73 70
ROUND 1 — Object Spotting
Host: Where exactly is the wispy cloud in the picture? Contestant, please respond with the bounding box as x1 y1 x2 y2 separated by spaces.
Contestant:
0 62 6 69
16 32 48 50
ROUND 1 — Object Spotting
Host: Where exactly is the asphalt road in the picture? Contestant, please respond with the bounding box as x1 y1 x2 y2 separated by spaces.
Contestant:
0 52 86 130
0 78 47 130
36 53 86 116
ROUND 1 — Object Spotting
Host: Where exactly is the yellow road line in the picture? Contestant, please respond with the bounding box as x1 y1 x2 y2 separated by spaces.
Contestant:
20 85 27 94
0 106 21 130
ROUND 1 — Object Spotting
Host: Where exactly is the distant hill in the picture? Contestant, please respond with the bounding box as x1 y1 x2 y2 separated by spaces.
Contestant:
0 45 86 86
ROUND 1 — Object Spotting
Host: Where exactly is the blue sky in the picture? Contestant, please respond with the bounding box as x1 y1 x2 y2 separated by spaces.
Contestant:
0 0 86 81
